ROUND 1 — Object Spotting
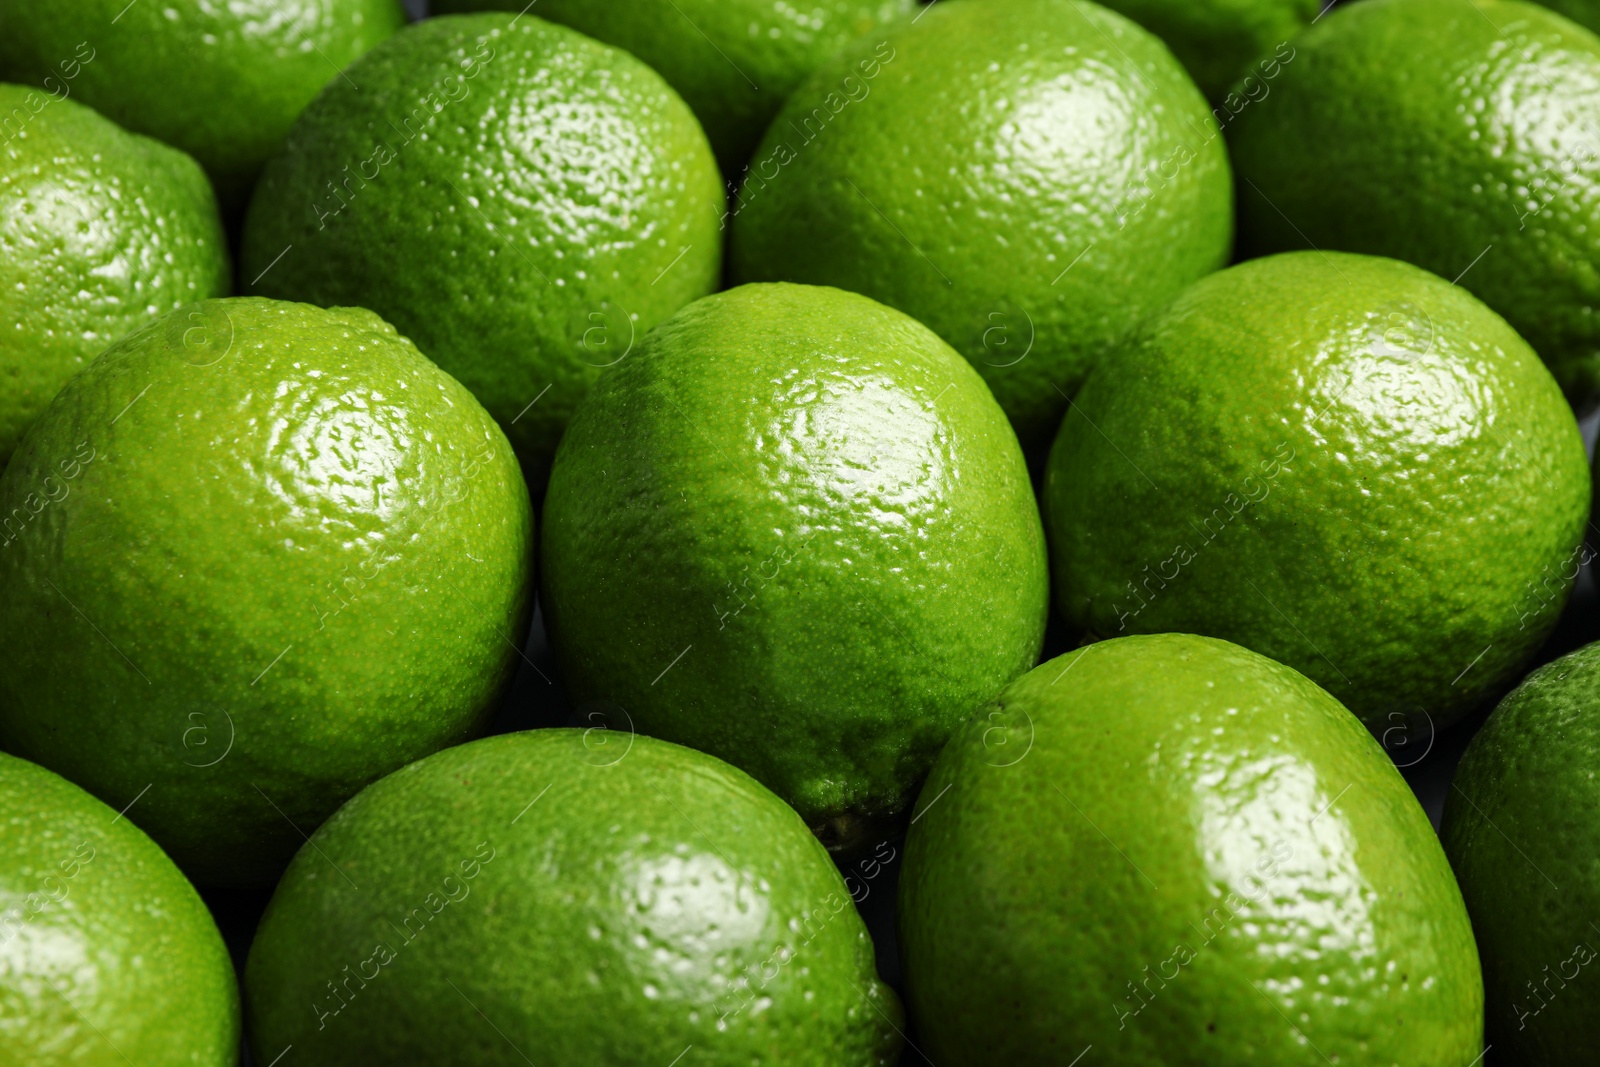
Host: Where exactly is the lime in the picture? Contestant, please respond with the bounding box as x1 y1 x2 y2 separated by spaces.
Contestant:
1095 0 1318 99
1044 251 1589 731
0 0 405 210
1228 0 1600 407
0 297 533 887
0 751 238 1066
431 0 916 174
899 633 1484 1064
728 0 1233 449
0 84 227 468
242 13 724 484
245 729 902 1065
1443 640 1600 1063
542 283 1047 844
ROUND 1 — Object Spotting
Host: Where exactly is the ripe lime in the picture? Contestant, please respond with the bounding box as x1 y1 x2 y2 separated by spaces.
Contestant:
542 283 1048 844
242 13 724 483
1044 251 1589 731
0 0 405 209
1228 0 1600 406
729 0 1233 448
0 84 227 467
0 297 533 887
0 751 239 1066
431 0 916 174
245 730 903 1065
1443 640 1600 1063
900 633 1483 1063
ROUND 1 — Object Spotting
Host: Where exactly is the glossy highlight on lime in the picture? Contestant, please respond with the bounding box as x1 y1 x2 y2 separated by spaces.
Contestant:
243 13 724 483
899 633 1484 1064
1045 251 1589 731
0 297 533 887
730 0 1233 448
542 283 1048 842
0 83 228 467
246 730 903 1066
0 752 240 1066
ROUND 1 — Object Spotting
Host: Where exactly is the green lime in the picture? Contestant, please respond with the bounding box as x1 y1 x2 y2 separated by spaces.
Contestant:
542 283 1047 843
1095 0 1318 99
900 633 1484 1063
430 0 915 175
0 84 227 468
1044 251 1589 731
0 751 239 1065
245 729 902 1065
0 297 533 887
242 13 724 484
1443 640 1600 1063
728 0 1233 449
1228 0 1600 407
0 0 405 210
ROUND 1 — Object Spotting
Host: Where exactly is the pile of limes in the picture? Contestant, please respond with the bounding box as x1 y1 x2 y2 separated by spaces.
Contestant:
3 0 1600 1063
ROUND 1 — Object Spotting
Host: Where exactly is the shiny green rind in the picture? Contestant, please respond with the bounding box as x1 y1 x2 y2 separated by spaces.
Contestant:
729 0 1233 449
1044 251 1590 731
899 633 1484 1065
245 730 902 1066
0 752 239 1066
1443 641 1600 1064
242 14 724 485
0 0 405 209
1228 0 1600 409
541 283 1048 834
0 297 534 887
0 84 228 468
430 0 916 175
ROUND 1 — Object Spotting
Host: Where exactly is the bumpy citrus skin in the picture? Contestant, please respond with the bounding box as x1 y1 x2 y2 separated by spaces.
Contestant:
1096 0 1319 99
900 633 1484 1065
246 730 902 1066
0 752 239 1066
1229 0 1600 407
1045 252 1590 731
431 0 915 174
0 0 404 210
243 14 723 484
729 0 1233 449
542 284 1048 837
0 297 533 887
1443 641 1600 1064
0 85 227 468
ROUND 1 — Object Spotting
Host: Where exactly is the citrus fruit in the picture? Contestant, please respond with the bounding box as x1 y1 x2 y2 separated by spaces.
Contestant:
728 0 1233 449
899 633 1484 1064
0 296 533 887
245 729 903 1066
431 0 916 174
0 84 227 468
242 13 723 484
1096 0 1319 99
541 282 1047 844
1044 251 1589 732
0 0 405 211
1443 640 1600 1063
0 751 239 1066
1228 0 1600 407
